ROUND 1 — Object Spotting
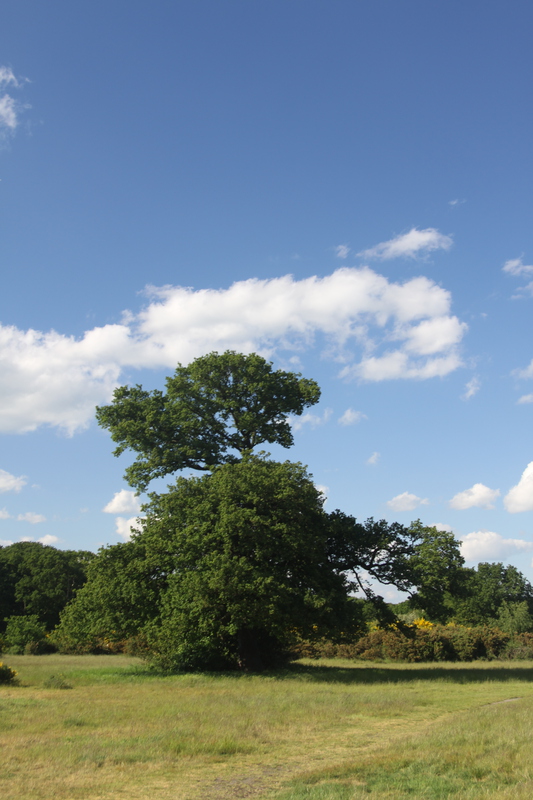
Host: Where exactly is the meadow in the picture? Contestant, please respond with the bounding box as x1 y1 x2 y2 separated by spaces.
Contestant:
2 655 533 800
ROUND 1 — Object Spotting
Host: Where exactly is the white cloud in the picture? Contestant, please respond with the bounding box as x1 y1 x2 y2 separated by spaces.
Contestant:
0 469 26 493
115 516 143 541
358 228 453 261
433 523 453 532
518 394 533 405
38 534 59 546
460 530 533 563
504 462 533 513
338 408 366 426
0 538 13 546
0 67 20 90
103 490 141 515
366 451 380 465
0 267 466 434
291 407 332 431
17 512 46 524
449 483 500 510
0 508 11 519
315 484 329 500
0 66 27 137
515 360 533 380
462 376 480 400
448 199 466 207
502 257 533 277
335 244 350 259
386 492 429 512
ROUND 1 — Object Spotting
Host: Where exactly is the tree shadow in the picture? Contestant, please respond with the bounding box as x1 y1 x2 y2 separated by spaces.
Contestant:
277 661 533 685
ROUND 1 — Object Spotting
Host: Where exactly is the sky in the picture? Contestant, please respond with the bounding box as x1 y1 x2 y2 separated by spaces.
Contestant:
0 0 532 597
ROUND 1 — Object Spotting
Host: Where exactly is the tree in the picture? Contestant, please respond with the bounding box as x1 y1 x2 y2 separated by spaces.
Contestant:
0 542 94 632
404 522 466 622
451 562 533 626
56 457 361 670
96 351 321 492
52 538 163 653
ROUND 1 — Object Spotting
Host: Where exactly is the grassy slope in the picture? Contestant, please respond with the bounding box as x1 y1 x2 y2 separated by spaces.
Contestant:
1 655 533 800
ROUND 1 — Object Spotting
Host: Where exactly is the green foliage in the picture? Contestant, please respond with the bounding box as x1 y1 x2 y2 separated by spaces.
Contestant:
352 624 511 662
3 614 52 655
496 600 533 634
452 562 533 626
52 540 162 653
0 661 18 684
0 542 94 632
95 350 321 491
405 521 466 622
143 457 359 671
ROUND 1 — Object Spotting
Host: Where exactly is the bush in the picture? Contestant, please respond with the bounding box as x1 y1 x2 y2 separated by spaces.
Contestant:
352 624 511 662
0 661 18 684
3 615 55 655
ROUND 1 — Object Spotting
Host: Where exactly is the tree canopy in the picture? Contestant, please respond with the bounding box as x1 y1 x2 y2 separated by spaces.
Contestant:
96 351 321 492
0 542 94 632
56 457 362 669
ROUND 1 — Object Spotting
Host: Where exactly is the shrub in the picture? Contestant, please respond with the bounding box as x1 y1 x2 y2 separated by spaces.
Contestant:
3 615 55 655
0 661 18 684
352 624 510 662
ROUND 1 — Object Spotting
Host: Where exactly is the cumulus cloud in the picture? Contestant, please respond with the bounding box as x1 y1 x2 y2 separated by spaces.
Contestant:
338 408 366 426
103 490 141 515
0 538 13 546
449 483 500 510
38 534 59 545
291 408 332 431
518 394 533 405
17 512 46 524
462 376 480 400
0 508 11 519
358 228 453 260
460 530 533 562
366 451 380 465
335 245 350 259
386 492 429 512
115 516 143 541
502 257 533 277
0 267 466 434
504 462 533 513
433 523 453 532
0 469 26 493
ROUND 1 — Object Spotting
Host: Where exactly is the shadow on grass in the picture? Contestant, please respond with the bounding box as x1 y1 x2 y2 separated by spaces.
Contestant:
278 661 533 685
121 659 533 686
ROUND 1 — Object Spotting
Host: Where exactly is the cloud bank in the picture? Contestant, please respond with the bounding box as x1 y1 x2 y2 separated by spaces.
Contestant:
0 267 466 434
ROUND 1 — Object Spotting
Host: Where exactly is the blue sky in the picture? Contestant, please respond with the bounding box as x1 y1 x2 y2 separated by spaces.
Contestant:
1 1 532 597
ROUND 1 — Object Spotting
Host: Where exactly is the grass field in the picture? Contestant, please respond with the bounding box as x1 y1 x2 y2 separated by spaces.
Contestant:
2 655 533 799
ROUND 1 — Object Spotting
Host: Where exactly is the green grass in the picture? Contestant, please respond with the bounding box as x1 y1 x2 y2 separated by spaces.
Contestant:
1 655 533 799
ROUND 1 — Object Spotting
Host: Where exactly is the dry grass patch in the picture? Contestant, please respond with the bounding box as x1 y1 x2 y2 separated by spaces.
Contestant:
2 656 533 799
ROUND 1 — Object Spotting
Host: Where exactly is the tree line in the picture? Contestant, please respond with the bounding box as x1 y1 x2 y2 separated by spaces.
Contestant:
2 352 532 668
